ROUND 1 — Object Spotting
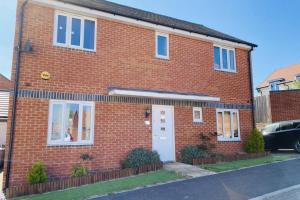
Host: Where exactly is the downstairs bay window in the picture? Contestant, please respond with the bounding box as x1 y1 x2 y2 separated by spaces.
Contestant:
216 109 240 141
48 100 95 146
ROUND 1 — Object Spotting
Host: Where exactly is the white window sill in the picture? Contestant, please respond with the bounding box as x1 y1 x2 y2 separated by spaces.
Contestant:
53 44 96 53
217 137 241 142
214 67 237 73
156 55 169 60
47 142 93 147
193 121 203 124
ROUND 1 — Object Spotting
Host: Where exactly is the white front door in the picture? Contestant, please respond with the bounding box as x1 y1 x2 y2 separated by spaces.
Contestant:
152 105 175 162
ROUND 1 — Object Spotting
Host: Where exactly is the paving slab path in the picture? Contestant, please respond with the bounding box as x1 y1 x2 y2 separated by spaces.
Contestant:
164 162 215 178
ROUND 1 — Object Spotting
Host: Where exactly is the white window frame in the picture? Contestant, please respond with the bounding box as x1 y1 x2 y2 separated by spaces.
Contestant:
216 109 240 142
155 32 169 60
193 107 203 123
213 45 236 73
47 100 95 146
53 11 97 52
269 81 280 91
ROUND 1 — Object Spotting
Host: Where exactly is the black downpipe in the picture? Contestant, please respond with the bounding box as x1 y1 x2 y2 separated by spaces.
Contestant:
5 0 29 190
248 47 256 129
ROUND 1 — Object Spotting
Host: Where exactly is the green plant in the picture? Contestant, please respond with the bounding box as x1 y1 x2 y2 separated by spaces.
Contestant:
199 132 217 152
27 161 48 184
245 128 265 153
71 165 88 177
122 148 161 169
80 153 92 161
180 145 208 164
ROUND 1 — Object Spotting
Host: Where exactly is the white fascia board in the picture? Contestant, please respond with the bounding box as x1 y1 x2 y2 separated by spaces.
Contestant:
31 0 252 50
109 89 220 102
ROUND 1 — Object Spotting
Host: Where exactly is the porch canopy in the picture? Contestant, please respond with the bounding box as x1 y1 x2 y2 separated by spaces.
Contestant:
108 87 220 102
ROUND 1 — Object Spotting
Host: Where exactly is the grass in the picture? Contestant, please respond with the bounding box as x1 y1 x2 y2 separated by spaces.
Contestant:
17 170 182 200
202 155 291 172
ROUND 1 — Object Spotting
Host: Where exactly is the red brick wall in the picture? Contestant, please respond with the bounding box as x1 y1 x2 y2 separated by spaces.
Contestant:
3 1 254 187
13 2 252 105
270 90 300 122
5 98 252 186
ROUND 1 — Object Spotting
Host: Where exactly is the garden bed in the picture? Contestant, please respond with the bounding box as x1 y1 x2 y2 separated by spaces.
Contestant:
18 170 182 200
193 151 270 165
5 163 163 199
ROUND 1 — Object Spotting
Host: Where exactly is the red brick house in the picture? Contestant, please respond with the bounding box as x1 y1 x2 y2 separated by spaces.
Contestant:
3 0 257 189
0 74 11 148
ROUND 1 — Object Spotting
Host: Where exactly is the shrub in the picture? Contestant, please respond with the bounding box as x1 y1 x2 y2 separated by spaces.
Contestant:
180 145 207 164
245 128 265 153
27 161 48 184
122 148 161 169
71 165 88 177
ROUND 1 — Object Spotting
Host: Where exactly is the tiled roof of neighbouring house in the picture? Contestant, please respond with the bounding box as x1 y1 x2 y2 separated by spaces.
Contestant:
57 0 257 47
257 64 300 89
0 74 12 91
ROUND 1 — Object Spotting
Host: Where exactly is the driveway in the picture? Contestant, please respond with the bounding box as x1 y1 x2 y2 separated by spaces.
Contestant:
92 158 300 200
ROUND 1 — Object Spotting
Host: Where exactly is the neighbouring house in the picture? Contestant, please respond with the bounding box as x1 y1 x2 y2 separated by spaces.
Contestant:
0 74 11 148
256 64 300 96
255 64 300 127
3 0 257 189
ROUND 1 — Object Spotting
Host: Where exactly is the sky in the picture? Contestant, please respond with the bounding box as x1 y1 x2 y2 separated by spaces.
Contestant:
1 0 300 91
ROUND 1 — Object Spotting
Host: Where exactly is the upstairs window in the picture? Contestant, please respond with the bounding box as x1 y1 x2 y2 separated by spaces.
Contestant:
156 32 169 59
296 75 300 81
54 12 96 51
269 81 280 91
214 45 236 72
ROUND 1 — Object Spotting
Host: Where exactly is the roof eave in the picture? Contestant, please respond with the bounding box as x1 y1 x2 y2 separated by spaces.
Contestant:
33 0 257 49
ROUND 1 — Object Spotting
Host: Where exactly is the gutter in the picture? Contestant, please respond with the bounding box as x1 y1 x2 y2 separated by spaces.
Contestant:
248 46 256 128
32 0 256 49
5 0 29 190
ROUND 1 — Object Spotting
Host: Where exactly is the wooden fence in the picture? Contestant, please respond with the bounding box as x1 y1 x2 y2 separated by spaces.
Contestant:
5 163 163 198
193 152 270 165
254 95 272 123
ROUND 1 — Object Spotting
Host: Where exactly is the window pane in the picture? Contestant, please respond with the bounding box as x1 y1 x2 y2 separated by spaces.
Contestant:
222 49 228 69
280 122 293 131
71 18 81 46
217 112 223 136
194 110 201 120
229 50 235 70
157 35 167 56
224 111 231 138
293 122 300 129
214 47 221 69
51 104 62 141
233 112 239 137
270 82 279 91
65 104 79 142
82 105 92 141
57 15 67 44
84 20 95 50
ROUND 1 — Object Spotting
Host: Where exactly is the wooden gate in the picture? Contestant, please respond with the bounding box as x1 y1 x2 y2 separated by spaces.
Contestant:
254 95 272 124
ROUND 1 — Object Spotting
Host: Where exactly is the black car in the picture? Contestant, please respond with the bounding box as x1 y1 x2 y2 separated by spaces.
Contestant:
262 120 300 152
